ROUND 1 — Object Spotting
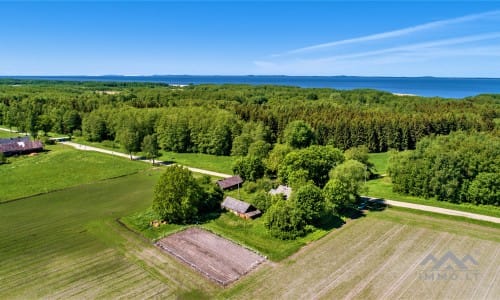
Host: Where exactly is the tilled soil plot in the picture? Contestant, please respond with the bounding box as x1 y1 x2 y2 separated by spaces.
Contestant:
155 227 265 286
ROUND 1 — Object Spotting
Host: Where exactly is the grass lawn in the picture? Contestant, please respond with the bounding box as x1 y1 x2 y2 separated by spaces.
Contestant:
0 130 24 139
368 152 390 174
2 169 498 298
0 144 148 202
0 171 217 299
158 151 235 174
202 212 337 261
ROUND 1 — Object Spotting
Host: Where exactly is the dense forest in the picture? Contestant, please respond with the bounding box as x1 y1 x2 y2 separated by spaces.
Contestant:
0 79 498 155
389 132 499 205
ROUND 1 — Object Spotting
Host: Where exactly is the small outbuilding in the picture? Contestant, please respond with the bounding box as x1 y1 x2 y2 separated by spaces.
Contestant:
216 175 243 190
0 137 43 157
221 196 261 219
269 185 292 199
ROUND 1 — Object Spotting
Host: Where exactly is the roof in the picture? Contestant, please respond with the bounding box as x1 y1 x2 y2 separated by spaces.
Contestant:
269 185 292 199
244 210 262 218
217 175 243 190
221 196 252 214
0 136 30 145
0 139 43 155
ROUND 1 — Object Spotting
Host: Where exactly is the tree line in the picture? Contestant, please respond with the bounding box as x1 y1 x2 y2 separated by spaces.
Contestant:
388 131 499 205
1 81 497 155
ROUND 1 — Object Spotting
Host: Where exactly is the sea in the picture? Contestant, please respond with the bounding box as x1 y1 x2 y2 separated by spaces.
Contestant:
3 75 500 99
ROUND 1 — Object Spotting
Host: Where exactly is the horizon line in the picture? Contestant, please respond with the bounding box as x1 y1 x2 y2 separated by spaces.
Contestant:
1 74 500 80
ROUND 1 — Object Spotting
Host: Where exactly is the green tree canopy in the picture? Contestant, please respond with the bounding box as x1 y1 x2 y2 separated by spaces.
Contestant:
291 183 325 224
264 143 292 176
232 155 265 181
278 145 344 187
152 165 204 224
389 131 499 204
142 134 160 164
265 199 307 240
323 160 367 214
283 120 315 149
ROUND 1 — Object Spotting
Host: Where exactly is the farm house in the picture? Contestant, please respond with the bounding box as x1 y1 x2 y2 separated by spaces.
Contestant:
216 175 243 190
0 137 43 157
221 196 261 219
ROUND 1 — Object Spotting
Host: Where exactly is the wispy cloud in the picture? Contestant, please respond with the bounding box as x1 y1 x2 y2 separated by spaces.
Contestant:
276 10 500 56
258 9 500 77
306 32 500 63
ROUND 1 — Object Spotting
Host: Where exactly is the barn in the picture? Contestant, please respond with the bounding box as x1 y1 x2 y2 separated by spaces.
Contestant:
216 175 243 190
0 137 44 156
221 196 262 219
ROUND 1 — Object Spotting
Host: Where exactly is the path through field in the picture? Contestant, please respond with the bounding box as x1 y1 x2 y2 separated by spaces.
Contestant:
60 141 232 178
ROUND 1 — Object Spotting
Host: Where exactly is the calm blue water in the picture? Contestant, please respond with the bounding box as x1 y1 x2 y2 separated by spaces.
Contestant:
4 75 500 98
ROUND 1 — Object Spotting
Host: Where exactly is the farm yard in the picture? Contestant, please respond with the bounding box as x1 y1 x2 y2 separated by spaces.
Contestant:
155 228 266 286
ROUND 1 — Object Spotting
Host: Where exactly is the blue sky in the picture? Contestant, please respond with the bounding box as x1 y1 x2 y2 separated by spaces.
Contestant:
1 1 500 77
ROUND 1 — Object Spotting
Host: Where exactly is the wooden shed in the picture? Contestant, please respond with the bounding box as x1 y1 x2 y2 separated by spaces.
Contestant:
217 175 244 190
221 196 262 219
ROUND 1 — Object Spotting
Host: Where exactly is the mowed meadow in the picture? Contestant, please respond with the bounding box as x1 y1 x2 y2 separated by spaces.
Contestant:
0 144 147 202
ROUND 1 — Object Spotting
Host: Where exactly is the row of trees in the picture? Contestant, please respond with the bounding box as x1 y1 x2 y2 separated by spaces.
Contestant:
389 131 499 205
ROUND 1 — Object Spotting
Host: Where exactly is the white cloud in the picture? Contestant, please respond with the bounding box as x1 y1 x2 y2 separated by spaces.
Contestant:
258 9 500 76
276 10 500 56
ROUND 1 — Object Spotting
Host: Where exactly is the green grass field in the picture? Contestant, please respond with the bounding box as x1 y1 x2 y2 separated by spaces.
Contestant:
368 151 390 174
159 151 235 174
0 171 217 299
0 144 148 202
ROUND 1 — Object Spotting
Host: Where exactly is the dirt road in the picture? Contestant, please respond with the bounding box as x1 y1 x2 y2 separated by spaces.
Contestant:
362 196 500 224
59 141 232 178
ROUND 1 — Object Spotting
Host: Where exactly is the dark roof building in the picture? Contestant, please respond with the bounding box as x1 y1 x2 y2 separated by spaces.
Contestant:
221 196 261 219
217 175 243 190
0 136 29 145
0 137 43 156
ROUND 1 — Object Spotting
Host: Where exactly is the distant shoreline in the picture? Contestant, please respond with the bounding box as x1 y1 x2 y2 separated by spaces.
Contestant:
2 75 500 98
